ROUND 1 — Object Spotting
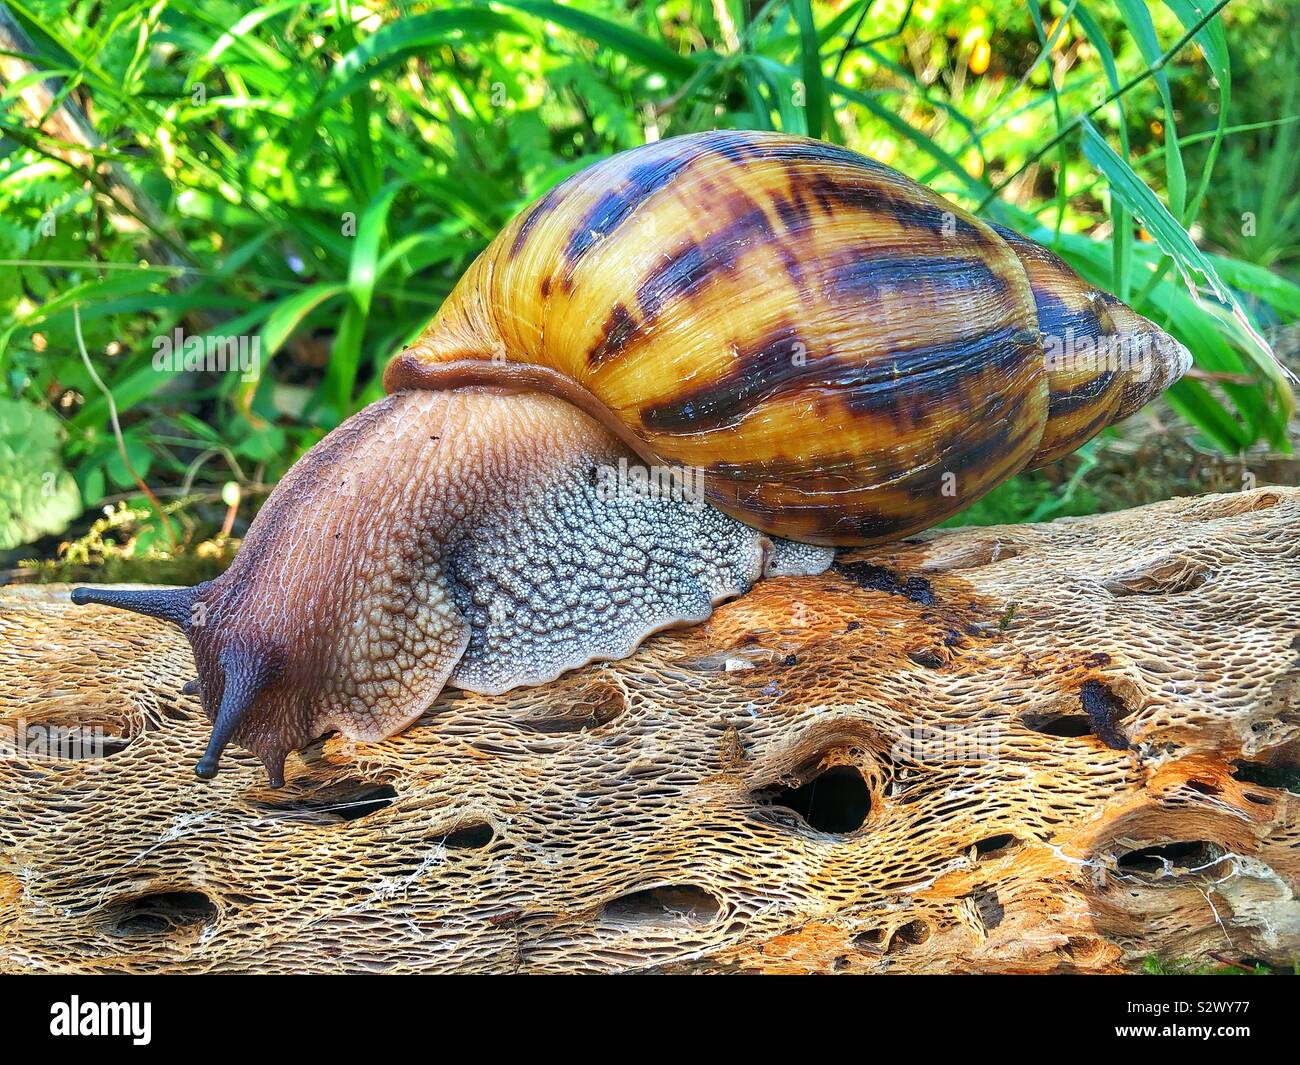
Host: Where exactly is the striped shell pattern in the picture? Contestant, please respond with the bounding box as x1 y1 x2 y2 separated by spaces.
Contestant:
385 129 1190 545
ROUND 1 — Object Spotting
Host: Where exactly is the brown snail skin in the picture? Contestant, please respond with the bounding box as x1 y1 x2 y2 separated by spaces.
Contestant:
72 129 1191 786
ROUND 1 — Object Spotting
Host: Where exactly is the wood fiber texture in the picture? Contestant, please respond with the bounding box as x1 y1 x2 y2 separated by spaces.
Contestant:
1 488 1298 973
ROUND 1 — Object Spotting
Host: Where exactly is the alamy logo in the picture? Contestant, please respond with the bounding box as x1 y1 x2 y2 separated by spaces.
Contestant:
152 327 260 381
1043 327 1157 380
49 997 152 1045
594 457 705 508
0 718 107 760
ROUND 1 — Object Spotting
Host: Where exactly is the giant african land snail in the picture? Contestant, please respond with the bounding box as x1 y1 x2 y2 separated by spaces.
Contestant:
73 129 1191 786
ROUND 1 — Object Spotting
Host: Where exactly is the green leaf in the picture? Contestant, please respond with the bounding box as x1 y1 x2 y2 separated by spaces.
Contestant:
306 181 407 420
327 7 527 107
500 1 700 79
1112 0 1186 218
347 182 404 316
105 435 153 489
1165 378 1250 452
0 397 82 548
76 463 105 509
1081 119 1294 430
1162 0 1231 228
261 283 347 357
1072 2 1133 299
228 417 287 462
791 0 828 140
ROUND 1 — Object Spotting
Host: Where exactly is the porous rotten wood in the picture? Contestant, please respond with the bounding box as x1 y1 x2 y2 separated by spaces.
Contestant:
1 488 1298 974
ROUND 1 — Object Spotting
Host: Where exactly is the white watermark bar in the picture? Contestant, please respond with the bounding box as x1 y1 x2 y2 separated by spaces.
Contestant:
594 457 707 508
152 327 261 382
0 718 113 760
1043 327 1161 379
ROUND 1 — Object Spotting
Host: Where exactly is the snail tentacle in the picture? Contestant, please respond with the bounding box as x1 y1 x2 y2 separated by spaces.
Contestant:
69 584 203 628
194 643 283 784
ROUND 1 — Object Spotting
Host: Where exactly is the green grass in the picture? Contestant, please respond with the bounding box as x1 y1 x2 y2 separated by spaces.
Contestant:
1144 955 1297 975
0 0 1297 560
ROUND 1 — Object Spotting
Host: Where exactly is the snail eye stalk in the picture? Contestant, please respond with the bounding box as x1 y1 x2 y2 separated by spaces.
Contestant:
70 585 203 629
195 645 283 786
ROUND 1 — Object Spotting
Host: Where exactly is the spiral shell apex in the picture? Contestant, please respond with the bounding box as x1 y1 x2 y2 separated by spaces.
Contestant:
386 129 1189 545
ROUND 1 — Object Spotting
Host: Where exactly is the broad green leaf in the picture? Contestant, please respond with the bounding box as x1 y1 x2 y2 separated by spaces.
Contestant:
348 182 405 316
0 397 82 548
262 283 347 356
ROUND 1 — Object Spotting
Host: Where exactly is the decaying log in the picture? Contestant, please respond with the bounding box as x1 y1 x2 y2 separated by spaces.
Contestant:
1 488 1298 974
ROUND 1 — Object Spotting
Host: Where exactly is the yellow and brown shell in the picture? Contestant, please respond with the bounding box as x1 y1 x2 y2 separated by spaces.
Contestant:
386 129 1190 545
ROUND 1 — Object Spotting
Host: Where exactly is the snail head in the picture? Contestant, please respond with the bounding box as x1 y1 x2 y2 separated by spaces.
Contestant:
71 397 477 787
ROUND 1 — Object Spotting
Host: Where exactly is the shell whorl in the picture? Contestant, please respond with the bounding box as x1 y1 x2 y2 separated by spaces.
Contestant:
990 224 1192 469
386 129 1187 545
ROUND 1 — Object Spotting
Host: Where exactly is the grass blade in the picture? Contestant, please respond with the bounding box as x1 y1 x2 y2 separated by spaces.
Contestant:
1082 119 1295 435
790 0 828 140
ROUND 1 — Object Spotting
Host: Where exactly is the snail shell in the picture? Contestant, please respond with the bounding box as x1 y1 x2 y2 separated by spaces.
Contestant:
387 129 1189 545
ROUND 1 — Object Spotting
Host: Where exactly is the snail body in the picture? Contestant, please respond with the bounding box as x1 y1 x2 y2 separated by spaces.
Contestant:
73 130 1190 785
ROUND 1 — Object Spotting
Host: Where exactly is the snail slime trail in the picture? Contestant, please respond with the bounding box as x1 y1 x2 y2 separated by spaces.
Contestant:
72 129 1190 785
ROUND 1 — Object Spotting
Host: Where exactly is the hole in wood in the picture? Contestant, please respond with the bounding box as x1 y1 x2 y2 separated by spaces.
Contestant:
1023 685 1133 748
1103 556 1210 596
439 821 495 849
973 833 1020 859
522 679 626 732
1062 936 1107 964
1184 490 1283 520
973 890 1004 929
601 886 720 927
906 647 945 670
887 919 932 952
255 781 397 823
105 891 217 938
0 713 133 760
1116 841 1221 878
756 764 871 834
1020 709 1092 738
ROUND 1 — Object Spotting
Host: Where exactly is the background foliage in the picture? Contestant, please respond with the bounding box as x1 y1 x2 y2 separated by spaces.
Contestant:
0 0 1297 569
